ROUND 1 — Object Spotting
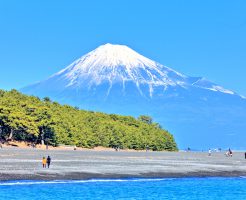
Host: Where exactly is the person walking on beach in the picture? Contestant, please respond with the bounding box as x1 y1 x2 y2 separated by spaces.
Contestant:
42 157 47 168
229 148 232 157
226 148 233 157
208 149 212 156
47 156 51 168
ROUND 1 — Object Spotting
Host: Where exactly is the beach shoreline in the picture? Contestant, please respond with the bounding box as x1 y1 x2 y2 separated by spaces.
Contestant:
1 142 148 152
1 171 246 181
0 147 246 181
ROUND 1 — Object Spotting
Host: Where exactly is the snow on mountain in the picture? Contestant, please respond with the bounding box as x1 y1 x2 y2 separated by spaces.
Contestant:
44 43 236 98
53 44 186 96
191 77 235 95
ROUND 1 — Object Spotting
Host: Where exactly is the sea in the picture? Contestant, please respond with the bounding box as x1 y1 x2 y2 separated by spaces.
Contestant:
0 177 245 200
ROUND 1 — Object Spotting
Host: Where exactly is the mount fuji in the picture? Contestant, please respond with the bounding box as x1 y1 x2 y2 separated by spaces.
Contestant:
21 43 246 149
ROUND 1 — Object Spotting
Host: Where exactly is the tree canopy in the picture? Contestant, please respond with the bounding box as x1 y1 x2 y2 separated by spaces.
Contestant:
0 89 178 151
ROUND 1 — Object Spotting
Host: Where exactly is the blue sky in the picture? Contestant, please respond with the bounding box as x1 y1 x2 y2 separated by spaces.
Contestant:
0 0 246 95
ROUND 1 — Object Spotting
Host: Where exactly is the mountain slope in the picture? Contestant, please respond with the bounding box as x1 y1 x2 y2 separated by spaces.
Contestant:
21 43 246 149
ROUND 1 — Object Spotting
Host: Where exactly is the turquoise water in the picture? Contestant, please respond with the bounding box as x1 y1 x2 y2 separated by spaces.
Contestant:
0 178 245 200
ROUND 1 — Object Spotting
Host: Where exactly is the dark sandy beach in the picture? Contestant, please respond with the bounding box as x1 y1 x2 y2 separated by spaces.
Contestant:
0 147 246 180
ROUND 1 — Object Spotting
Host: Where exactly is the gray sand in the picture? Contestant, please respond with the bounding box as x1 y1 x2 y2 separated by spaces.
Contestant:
0 147 246 180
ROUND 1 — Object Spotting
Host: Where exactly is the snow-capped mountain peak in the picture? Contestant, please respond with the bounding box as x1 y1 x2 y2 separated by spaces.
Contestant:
24 43 240 99
59 43 174 71
54 43 187 91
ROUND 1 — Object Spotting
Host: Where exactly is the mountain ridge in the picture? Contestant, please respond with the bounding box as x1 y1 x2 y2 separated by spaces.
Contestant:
23 43 240 99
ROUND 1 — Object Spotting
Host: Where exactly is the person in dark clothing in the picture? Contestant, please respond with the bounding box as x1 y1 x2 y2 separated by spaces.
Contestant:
47 156 51 168
229 148 232 157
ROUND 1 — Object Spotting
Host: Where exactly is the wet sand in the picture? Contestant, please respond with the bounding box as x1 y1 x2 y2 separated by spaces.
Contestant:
0 147 246 180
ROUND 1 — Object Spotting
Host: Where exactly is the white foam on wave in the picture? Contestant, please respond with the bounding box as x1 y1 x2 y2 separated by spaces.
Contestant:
0 178 173 186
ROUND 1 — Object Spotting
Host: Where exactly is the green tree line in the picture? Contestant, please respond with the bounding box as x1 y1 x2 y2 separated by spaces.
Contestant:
0 89 178 151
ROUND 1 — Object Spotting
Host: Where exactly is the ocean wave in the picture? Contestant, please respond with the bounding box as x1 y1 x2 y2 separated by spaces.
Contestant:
0 178 173 186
